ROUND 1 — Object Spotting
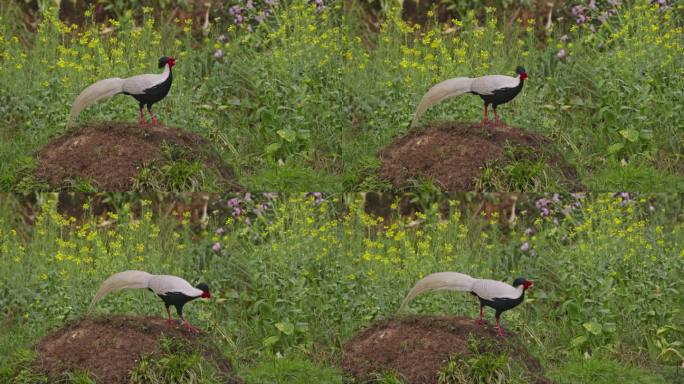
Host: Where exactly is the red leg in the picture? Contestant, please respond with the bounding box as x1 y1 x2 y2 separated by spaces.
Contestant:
493 106 501 126
495 316 505 338
482 104 490 124
165 306 175 326
139 107 148 125
476 304 485 325
180 315 199 334
147 107 159 126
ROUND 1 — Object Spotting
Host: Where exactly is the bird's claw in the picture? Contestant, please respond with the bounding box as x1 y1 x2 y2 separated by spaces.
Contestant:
475 319 486 326
183 322 200 334
166 318 177 327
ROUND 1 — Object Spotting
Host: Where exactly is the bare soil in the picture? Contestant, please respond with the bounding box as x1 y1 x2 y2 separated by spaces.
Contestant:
34 315 240 384
378 122 580 191
35 122 237 191
342 315 550 384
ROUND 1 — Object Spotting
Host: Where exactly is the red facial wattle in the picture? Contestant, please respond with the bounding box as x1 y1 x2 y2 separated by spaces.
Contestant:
520 72 528 80
201 290 211 299
168 58 176 68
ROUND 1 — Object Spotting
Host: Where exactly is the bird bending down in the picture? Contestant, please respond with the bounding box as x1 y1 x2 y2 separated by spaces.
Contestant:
89 270 210 333
400 272 533 338
68 56 176 127
411 66 527 128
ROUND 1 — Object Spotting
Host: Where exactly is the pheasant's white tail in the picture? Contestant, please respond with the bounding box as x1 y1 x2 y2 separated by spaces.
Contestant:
410 77 474 128
400 272 476 310
68 77 125 127
88 270 153 311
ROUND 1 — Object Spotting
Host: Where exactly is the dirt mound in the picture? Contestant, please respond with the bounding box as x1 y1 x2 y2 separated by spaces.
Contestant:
34 315 240 384
36 122 237 191
342 316 549 384
378 122 580 191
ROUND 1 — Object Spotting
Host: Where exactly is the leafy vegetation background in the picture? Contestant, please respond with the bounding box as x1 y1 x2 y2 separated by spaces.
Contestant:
0 192 682 382
0 0 682 191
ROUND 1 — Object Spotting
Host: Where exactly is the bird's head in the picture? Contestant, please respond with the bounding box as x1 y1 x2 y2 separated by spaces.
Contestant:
158 56 176 69
196 283 211 299
512 277 533 290
516 66 528 80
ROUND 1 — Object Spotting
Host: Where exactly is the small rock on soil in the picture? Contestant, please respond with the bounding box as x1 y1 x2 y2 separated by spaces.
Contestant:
342 315 550 384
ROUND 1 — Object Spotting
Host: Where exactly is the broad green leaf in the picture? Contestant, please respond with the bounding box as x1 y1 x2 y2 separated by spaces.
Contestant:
277 129 297 142
263 335 279 346
275 321 294 335
571 335 588 348
265 143 281 154
607 142 624 154
620 129 639 142
583 321 603 335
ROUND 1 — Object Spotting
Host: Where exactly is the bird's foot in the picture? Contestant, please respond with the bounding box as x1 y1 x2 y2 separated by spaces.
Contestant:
494 326 506 339
150 117 160 126
166 318 177 327
481 118 490 126
183 321 200 334
475 318 486 326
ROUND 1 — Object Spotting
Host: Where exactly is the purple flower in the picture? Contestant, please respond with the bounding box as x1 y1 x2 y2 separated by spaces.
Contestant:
245 0 254 10
216 227 224 235
212 242 221 251
218 34 227 42
557 49 567 59
232 207 243 217
535 198 549 209
520 242 530 252
588 0 597 10
245 217 252 225
608 0 619 6
541 207 550 217
552 193 560 203
590 25 596 33
524 227 534 235
571 192 585 199
228 198 240 207
214 49 223 59
560 34 569 42
263 192 277 200
265 0 276 5
229 5 242 15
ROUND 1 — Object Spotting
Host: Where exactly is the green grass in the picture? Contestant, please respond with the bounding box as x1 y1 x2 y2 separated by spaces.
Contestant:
0 0 682 191
0 193 682 383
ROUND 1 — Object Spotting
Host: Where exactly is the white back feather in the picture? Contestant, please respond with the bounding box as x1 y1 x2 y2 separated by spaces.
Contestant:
470 75 520 95
471 279 523 301
400 272 476 309
148 275 203 297
68 77 125 127
88 270 152 311
122 64 170 95
410 77 474 128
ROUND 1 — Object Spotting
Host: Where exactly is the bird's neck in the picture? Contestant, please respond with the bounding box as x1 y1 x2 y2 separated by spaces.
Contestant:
161 64 171 78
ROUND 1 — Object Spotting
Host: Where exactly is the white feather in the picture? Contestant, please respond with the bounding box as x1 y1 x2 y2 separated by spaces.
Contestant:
148 275 203 297
400 272 476 309
410 77 473 128
68 77 125 127
88 270 152 311
471 279 523 301
121 65 170 95
470 75 520 95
